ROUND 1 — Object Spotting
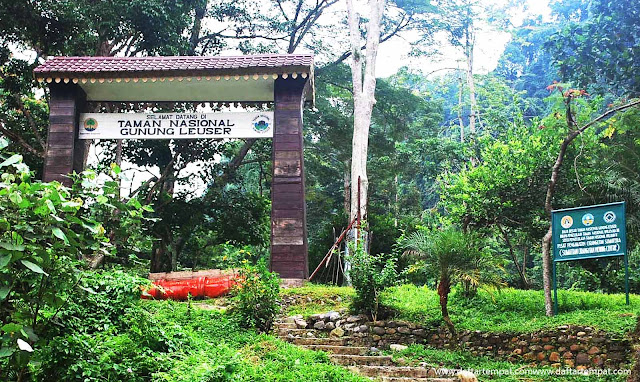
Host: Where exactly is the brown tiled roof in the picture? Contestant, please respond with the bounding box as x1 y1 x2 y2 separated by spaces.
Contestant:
34 54 313 78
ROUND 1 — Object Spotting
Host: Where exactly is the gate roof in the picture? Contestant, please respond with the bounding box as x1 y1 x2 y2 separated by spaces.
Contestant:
34 54 314 103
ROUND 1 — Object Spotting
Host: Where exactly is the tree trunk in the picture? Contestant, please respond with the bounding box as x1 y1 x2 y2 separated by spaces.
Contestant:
464 6 476 136
437 273 455 334
346 0 385 224
457 74 465 142
344 159 351 215
497 224 529 289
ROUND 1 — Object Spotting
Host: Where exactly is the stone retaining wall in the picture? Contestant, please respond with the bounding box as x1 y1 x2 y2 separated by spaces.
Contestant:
303 311 632 370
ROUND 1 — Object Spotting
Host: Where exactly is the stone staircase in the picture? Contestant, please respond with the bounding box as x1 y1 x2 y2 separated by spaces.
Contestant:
275 320 459 382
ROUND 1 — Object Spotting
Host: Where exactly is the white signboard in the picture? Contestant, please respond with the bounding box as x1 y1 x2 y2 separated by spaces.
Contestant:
78 112 274 140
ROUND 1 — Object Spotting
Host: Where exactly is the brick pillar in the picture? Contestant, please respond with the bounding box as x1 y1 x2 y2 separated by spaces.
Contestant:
42 83 86 186
270 77 309 279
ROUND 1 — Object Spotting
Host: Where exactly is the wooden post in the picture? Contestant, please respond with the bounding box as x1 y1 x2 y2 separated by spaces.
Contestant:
42 83 86 186
270 77 309 279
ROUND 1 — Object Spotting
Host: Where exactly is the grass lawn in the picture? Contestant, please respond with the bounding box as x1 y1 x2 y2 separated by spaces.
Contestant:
283 284 639 335
385 345 628 382
280 284 354 317
381 285 639 335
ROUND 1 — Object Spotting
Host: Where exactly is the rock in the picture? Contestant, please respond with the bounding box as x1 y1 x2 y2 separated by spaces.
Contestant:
328 311 341 321
397 326 411 334
386 328 397 334
576 353 589 365
306 332 315 338
564 359 575 368
558 325 569 330
563 351 574 360
325 322 335 330
286 314 302 323
592 356 604 366
370 347 379 353
373 327 386 335
357 324 369 333
543 345 555 351
372 335 381 341
330 327 345 338
310 314 322 321
346 315 360 323
549 352 561 362
512 348 522 355
457 370 478 382
570 344 581 351
390 344 408 351
587 346 600 355
537 352 546 361
313 321 326 330
551 363 562 368
295 319 308 329
577 331 587 337
412 329 427 337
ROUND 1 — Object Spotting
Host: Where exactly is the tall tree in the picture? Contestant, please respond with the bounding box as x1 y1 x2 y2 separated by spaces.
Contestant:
346 0 386 225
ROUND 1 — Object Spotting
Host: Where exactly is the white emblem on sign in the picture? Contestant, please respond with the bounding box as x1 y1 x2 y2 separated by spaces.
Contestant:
561 216 573 229
603 211 616 224
581 213 594 226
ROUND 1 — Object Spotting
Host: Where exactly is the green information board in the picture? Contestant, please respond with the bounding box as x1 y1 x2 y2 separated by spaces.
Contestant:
551 202 628 314
552 202 626 261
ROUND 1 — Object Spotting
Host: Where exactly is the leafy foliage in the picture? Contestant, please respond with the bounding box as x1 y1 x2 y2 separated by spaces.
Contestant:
0 145 149 380
231 261 281 333
347 243 398 320
399 226 505 332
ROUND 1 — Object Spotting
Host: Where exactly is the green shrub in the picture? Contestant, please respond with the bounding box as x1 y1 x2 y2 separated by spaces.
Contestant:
347 244 398 320
230 261 281 333
36 270 174 381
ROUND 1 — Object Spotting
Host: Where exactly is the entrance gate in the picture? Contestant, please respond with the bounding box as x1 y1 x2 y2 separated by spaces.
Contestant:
34 54 313 280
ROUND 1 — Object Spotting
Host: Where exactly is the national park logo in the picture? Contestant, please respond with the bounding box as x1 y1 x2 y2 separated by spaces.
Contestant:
604 211 617 224
252 115 271 133
581 213 594 226
84 118 98 131
561 215 573 229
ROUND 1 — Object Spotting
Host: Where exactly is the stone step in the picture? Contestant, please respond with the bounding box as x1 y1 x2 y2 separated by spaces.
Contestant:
285 336 352 346
278 328 317 336
303 345 368 355
275 322 298 329
330 354 394 366
348 366 437 378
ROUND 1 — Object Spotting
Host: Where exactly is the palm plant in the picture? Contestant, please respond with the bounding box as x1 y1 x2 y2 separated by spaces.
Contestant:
401 227 504 334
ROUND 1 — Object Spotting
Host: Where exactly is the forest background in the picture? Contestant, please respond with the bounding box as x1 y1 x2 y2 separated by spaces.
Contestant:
1 0 640 310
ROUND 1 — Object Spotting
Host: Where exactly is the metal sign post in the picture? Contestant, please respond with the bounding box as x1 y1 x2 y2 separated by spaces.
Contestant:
551 202 628 315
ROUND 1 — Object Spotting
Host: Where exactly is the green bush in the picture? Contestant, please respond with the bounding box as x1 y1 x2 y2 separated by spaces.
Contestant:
347 244 398 320
230 261 281 333
0 143 150 380
36 270 174 381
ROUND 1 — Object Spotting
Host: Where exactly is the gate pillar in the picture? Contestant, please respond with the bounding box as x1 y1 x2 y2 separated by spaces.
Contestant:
42 83 86 186
270 77 309 279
